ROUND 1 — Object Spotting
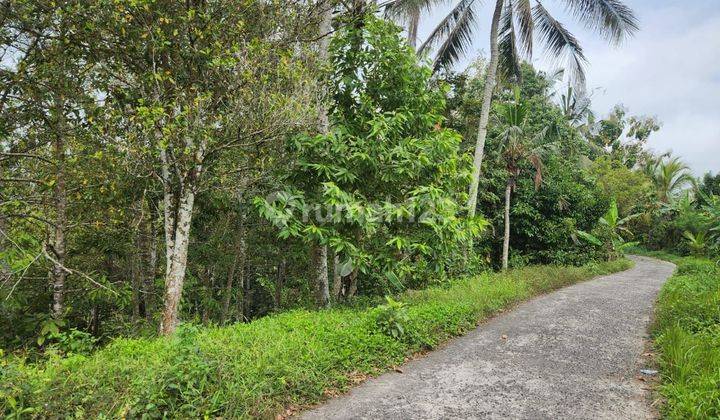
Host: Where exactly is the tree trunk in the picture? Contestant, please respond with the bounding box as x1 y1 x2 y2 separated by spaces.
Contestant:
0 165 9 283
240 264 250 321
317 3 333 130
220 217 246 324
502 181 512 271
346 268 359 298
143 207 158 322
201 266 214 324
467 0 504 218
159 185 195 335
332 253 342 299
311 244 330 307
274 258 286 309
407 7 420 48
89 305 99 336
130 254 141 320
49 96 67 319
307 5 333 308
131 203 144 321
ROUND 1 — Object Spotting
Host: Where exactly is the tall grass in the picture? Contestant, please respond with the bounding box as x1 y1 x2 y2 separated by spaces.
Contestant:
1 259 631 418
652 255 720 419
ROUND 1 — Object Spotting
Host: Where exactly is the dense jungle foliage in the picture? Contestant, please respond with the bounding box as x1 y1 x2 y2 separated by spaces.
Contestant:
0 0 718 417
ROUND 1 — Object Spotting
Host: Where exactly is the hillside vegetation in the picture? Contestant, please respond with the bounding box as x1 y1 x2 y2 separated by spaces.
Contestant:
1 259 631 418
645 253 720 419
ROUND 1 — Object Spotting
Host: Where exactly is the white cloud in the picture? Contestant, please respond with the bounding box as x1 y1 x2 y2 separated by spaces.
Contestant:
581 2 720 175
417 0 720 175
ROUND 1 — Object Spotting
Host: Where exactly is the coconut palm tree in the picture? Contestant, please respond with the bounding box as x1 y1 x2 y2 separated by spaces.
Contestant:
385 0 638 221
495 87 553 269
649 156 695 203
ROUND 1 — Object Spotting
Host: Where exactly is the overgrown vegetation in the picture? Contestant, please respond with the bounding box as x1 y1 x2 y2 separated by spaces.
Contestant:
644 253 720 419
2 0 718 416
1 259 631 418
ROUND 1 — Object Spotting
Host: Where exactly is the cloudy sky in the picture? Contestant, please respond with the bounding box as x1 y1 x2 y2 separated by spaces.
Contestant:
417 0 720 175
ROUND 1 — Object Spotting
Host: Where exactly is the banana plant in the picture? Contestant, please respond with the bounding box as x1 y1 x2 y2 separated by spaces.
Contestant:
682 230 708 256
576 199 639 257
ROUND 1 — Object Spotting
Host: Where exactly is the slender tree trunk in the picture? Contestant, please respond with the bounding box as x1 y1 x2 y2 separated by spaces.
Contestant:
311 244 330 307
143 206 158 322
0 166 10 283
502 181 512 271
240 265 251 321
130 254 141 320
308 4 334 305
220 217 246 324
201 266 214 324
467 0 504 218
89 305 99 336
407 7 420 48
274 258 286 309
131 202 144 321
50 96 67 319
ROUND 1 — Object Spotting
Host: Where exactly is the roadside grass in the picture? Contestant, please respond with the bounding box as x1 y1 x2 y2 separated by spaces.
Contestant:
1 259 631 419
642 252 720 419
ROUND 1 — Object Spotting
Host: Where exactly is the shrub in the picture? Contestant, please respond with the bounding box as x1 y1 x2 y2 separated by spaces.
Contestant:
1 259 631 418
653 255 720 418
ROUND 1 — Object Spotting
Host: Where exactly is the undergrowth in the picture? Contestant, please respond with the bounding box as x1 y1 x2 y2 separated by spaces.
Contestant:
649 253 720 419
1 259 632 418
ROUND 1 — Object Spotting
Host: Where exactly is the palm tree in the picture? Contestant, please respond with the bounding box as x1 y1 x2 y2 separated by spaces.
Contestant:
385 0 638 221
649 156 695 203
495 88 552 269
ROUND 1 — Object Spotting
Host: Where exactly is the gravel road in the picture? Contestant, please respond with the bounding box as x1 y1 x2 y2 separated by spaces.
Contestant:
301 256 675 419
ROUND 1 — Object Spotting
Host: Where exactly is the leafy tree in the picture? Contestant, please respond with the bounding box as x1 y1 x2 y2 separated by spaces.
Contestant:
699 172 720 197
415 0 640 224
584 105 660 168
590 156 653 216
256 15 486 297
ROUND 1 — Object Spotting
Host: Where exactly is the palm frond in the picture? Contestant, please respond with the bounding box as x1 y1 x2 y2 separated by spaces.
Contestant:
533 2 587 85
418 0 478 71
382 0 450 18
514 0 533 57
560 0 639 44
498 0 521 83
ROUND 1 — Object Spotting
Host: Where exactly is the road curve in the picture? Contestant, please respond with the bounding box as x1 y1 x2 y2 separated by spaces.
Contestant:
301 256 675 419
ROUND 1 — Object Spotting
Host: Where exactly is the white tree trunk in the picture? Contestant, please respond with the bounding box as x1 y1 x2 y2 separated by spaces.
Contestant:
312 244 330 307
467 0 504 218
502 182 512 271
308 3 333 306
160 185 195 335
50 95 67 319
160 149 176 282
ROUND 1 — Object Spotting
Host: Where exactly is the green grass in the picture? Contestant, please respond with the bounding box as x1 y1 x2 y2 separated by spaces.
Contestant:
647 253 720 419
1 259 632 419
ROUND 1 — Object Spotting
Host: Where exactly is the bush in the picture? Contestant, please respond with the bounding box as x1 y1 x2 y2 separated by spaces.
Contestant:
1 259 632 418
653 255 720 418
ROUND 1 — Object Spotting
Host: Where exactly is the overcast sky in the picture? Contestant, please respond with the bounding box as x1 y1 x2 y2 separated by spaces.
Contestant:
417 0 720 176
